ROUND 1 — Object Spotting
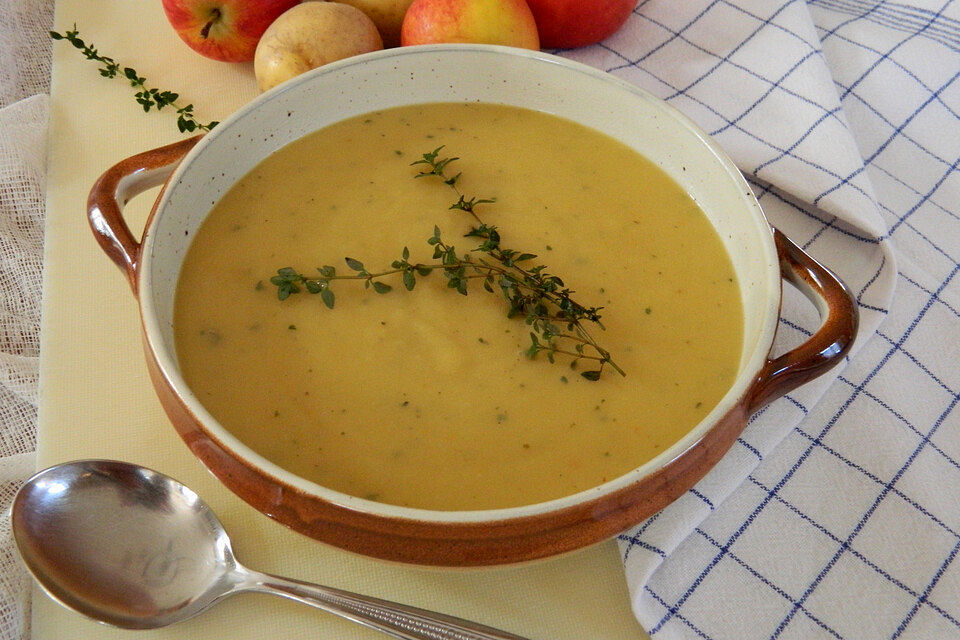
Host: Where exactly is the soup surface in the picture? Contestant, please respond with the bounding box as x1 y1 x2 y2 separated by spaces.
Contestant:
174 102 743 511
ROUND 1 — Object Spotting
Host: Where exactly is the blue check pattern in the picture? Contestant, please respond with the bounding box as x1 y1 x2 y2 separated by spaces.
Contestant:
558 1 960 637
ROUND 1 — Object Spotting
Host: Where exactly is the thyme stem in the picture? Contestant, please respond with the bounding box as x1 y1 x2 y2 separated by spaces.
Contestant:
50 24 218 134
271 147 625 381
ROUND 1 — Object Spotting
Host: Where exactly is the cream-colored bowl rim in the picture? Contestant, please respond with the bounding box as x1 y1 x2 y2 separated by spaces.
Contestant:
140 45 780 525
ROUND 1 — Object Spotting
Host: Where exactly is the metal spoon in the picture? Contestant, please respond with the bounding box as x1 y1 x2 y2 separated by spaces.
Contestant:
12 459 532 640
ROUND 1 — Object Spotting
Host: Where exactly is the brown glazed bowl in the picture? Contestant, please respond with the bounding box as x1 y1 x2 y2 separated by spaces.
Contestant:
88 46 857 567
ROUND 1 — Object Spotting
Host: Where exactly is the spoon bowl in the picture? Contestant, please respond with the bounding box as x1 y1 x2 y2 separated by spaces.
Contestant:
12 460 531 639
12 459 234 629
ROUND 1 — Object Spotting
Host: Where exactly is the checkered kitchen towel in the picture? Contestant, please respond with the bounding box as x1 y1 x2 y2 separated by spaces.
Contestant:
558 1 960 638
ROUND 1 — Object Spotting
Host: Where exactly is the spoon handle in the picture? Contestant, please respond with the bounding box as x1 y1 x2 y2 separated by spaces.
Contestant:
240 569 533 640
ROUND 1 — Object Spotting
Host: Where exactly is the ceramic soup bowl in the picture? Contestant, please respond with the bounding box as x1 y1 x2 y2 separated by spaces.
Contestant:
88 45 857 567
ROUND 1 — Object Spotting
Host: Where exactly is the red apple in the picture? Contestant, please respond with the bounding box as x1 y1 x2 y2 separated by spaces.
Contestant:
161 0 301 62
524 0 636 49
401 0 540 50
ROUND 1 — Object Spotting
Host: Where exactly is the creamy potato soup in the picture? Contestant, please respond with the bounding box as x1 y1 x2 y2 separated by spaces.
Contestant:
174 103 743 511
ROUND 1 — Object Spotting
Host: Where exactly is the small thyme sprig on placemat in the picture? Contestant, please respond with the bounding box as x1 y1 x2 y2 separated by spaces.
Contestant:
270 147 624 381
50 25 218 134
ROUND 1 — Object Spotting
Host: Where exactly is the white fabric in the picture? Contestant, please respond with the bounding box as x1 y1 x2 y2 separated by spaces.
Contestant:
567 1 959 638
0 0 53 638
3 0 959 639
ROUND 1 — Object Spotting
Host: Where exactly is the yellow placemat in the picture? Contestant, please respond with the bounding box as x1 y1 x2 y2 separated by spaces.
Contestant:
36 1 649 638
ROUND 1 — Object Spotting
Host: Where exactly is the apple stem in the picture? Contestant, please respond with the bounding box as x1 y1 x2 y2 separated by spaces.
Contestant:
199 8 221 39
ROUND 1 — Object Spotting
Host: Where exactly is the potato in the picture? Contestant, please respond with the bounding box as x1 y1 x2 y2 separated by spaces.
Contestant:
254 2 384 92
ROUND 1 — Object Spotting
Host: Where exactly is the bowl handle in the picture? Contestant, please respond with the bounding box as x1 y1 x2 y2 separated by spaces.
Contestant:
747 228 859 412
87 136 202 294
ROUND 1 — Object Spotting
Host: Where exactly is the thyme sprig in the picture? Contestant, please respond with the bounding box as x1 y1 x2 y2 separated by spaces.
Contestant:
271 147 624 381
50 25 218 133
